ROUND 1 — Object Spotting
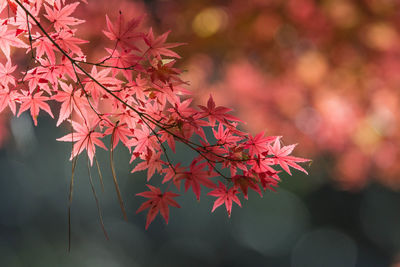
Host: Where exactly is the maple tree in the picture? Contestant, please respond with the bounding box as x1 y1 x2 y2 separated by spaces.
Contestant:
0 0 309 235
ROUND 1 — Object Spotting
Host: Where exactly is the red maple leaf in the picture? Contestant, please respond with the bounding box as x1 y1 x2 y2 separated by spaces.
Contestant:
0 87 17 115
101 48 142 79
244 132 276 157
232 174 262 199
207 181 241 217
258 171 280 191
136 185 180 229
44 0 84 31
103 12 143 51
11 4 40 31
51 81 88 126
82 66 121 105
0 60 17 86
53 29 88 56
17 90 54 126
0 23 28 60
104 121 134 149
144 28 184 60
212 122 242 146
161 163 186 189
131 150 164 181
35 57 63 90
57 117 107 165
128 126 158 155
198 95 243 126
177 160 217 200
32 34 56 64
268 137 310 175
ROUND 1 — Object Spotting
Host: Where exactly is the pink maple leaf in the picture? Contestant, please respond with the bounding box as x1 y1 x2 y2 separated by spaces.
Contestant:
51 81 88 126
0 23 28 60
161 163 186 189
53 29 88 56
56 117 107 165
32 34 56 64
198 95 243 126
177 160 217 200
207 181 241 217
212 122 243 146
258 171 280 191
0 60 17 86
104 121 134 149
82 66 121 105
0 87 17 115
232 174 262 199
131 150 164 181
244 132 277 157
34 57 63 90
128 126 158 155
144 28 184 60
11 4 40 31
268 137 310 175
101 48 142 79
44 0 84 31
58 55 79 81
103 12 143 51
136 185 180 229
17 91 54 126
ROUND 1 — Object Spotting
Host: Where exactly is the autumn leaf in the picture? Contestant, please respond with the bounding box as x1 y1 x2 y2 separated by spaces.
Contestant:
0 23 28 60
136 185 180 229
0 87 17 115
57 117 107 165
44 0 84 31
17 90 54 126
144 28 184 60
0 60 17 86
268 137 310 175
198 95 243 126
51 81 88 126
207 181 241 217
177 160 217 200
244 132 276 157
103 12 143 51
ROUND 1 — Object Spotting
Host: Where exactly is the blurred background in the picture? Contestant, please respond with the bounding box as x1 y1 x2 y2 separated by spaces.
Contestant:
1 0 400 266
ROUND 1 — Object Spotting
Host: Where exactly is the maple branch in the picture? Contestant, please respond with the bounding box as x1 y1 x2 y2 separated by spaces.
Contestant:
15 0 243 173
4 0 311 232
17 1 264 175
73 47 151 71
